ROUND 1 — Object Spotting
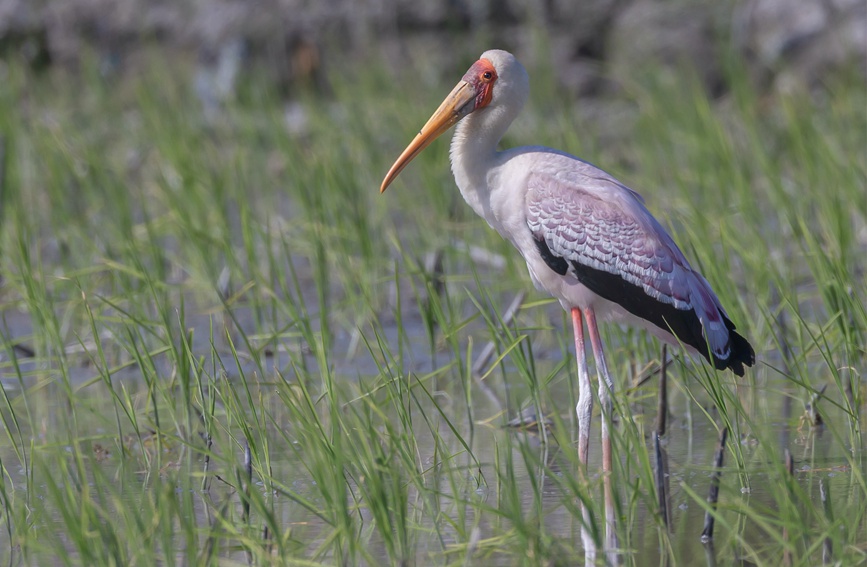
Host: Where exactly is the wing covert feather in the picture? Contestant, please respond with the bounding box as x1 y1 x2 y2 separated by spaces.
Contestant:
522 170 756 372
525 172 696 312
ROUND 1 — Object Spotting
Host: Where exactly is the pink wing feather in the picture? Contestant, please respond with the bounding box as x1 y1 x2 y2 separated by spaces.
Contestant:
524 166 752 374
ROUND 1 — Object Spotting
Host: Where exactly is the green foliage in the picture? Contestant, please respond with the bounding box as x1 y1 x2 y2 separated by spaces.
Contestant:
0 46 863 566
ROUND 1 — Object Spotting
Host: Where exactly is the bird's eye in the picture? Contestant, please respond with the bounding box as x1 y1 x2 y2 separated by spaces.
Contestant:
482 71 493 80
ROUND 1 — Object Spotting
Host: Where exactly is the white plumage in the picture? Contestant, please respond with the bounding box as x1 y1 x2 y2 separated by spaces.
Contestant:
384 49 753 374
381 49 754 558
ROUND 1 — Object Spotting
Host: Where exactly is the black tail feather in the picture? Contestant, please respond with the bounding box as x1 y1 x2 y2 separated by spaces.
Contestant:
713 318 755 377
536 236 756 375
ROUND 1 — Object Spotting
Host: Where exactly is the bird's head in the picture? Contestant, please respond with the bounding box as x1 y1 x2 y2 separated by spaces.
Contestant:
380 49 529 193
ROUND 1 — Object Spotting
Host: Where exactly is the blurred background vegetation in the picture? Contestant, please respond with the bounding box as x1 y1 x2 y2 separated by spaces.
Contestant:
0 1 865 565
1 0 864 98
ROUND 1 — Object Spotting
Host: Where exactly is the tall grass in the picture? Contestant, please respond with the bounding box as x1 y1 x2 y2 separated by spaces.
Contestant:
0 43 863 565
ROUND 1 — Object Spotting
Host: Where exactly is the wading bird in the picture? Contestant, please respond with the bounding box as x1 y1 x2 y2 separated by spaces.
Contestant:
380 49 755 557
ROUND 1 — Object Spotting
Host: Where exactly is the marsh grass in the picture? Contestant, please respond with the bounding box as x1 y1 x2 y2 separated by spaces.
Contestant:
0 44 864 565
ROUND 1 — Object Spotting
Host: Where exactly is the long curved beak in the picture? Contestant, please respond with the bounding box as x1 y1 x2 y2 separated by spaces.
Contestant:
380 80 477 193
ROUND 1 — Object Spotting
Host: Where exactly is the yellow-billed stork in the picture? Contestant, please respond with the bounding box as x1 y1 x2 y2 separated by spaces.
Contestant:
380 49 755 558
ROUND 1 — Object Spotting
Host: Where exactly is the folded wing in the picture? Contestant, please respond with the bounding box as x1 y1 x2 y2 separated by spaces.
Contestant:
525 170 754 375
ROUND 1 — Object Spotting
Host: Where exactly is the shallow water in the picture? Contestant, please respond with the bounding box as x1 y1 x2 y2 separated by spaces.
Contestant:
1 292 861 565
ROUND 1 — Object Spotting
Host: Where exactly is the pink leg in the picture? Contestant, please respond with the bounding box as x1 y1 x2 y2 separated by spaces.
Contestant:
572 308 592 466
571 308 597 561
585 306 619 560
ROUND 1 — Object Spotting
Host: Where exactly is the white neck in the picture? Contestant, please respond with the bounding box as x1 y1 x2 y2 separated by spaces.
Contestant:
448 104 517 218
446 50 530 219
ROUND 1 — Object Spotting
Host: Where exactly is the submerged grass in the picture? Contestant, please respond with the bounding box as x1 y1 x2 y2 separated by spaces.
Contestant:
0 42 864 565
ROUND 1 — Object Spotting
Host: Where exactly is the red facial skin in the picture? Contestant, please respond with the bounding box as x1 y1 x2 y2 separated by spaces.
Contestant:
462 58 498 110
380 57 499 193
